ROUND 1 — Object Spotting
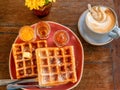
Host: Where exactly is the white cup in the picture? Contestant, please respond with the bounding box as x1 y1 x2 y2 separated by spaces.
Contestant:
79 5 120 44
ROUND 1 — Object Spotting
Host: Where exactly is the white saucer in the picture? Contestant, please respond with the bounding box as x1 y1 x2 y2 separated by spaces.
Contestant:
78 10 113 46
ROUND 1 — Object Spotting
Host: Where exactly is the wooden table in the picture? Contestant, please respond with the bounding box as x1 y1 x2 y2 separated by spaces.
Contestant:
0 0 120 90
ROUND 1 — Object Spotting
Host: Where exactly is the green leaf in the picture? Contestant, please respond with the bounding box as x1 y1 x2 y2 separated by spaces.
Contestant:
45 0 50 4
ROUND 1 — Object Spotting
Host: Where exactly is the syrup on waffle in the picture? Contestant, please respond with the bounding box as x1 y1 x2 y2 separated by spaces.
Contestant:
12 40 47 79
36 46 77 86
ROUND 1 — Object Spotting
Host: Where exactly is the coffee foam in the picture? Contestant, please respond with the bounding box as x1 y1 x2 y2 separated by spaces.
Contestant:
86 6 116 33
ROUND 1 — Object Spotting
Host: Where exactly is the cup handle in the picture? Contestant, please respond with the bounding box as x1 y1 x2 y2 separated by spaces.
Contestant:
109 26 120 38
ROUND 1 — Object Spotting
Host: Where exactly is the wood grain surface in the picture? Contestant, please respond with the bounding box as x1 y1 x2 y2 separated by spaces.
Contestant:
0 0 120 90
111 0 120 90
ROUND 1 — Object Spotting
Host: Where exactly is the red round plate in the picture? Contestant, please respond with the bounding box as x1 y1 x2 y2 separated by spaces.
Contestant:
9 21 84 90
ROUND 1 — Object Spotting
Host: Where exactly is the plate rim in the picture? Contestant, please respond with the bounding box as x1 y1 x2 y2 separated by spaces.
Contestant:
9 21 84 90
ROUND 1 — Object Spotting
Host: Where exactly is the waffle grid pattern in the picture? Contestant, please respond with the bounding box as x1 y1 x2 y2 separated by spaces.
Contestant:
36 46 77 86
12 40 47 79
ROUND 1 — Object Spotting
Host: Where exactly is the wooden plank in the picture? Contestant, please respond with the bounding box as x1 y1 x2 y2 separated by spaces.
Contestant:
84 44 112 62
0 86 6 90
72 63 114 90
0 0 114 26
0 63 10 79
0 34 16 52
0 27 17 70
111 40 120 90
111 0 120 90
0 27 19 33
113 0 120 26
0 0 118 90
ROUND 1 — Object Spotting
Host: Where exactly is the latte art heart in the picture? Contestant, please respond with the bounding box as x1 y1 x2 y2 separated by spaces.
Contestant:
90 6 107 22
86 6 116 33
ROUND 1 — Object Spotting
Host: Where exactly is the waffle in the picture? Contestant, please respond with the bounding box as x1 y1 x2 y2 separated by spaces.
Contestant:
12 40 47 79
36 46 77 87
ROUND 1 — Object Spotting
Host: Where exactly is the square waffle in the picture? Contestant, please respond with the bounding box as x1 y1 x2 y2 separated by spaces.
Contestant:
36 46 77 86
12 40 47 79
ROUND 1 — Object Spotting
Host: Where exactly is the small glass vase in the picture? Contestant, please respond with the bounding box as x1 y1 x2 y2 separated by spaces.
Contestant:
33 3 52 17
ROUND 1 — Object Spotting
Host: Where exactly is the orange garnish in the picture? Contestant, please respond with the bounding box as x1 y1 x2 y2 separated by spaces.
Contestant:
19 26 35 42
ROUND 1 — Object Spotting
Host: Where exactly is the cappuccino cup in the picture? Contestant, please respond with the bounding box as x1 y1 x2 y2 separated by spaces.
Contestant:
79 5 120 45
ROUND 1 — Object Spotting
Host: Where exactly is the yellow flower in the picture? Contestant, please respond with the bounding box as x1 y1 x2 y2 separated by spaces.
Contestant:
38 0 46 7
49 0 56 2
25 0 56 10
